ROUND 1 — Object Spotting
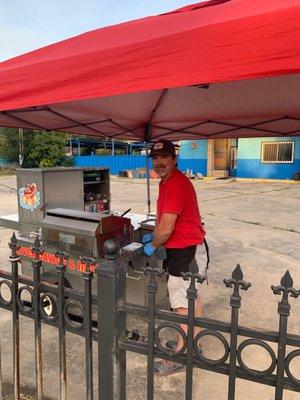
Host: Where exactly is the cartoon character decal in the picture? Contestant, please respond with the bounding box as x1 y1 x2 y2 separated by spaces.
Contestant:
19 183 41 211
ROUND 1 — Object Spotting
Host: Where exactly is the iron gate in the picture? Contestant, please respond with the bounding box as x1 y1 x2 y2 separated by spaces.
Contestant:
0 233 299 399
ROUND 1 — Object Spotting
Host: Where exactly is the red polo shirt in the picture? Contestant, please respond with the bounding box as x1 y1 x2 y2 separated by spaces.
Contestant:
157 168 205 248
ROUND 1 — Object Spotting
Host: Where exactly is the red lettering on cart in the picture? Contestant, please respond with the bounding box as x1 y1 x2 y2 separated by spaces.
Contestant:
77 261 86 272
69 259 75 270
17 246 86 272
90 264 96 273
18 247 34 258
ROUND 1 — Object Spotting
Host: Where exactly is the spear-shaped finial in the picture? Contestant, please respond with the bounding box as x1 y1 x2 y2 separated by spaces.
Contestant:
224 264 251 292
271 270 299 300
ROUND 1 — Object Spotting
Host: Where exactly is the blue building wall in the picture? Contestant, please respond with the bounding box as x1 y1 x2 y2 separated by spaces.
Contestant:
74 137 300 179
178 159 207 175
236 137 300 179
74 155 150 175
180 140 208 159
178 140 208 175
74 150 208 175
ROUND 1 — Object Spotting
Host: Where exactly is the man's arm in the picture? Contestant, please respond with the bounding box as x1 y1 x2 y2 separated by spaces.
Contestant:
152 213 178 248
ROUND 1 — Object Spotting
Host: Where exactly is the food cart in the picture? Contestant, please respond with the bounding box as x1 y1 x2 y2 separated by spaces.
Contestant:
0 167 165 307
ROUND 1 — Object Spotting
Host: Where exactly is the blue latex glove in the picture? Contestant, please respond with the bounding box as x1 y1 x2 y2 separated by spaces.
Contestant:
142 233 153 244
143 242 156 256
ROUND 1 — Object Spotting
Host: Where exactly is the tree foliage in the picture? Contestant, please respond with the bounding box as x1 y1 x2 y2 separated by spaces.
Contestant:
27 130 72 167
0 127 34 163
0 128 73 167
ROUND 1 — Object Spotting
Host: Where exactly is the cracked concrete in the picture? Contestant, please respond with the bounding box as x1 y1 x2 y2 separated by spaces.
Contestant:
0 175 299 399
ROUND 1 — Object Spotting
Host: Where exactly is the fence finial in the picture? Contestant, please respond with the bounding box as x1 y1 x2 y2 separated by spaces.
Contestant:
182 271 206 285
55 250 69 269
10 232 17 246
31 235 43 261
271 270 300 300
9 232 20 258
80 255 97 274
224 264 251 292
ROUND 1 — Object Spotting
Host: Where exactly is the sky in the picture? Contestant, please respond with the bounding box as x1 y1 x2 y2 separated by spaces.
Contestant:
0 0 194 62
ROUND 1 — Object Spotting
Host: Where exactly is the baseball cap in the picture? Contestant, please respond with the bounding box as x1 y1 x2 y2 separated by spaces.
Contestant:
148 139 176 158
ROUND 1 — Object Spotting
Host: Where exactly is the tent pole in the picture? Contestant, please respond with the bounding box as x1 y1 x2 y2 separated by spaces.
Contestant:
145 142 151 215
143 89 168 216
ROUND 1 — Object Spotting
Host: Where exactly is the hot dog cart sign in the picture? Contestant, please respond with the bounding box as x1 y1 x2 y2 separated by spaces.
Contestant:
19 183 41 211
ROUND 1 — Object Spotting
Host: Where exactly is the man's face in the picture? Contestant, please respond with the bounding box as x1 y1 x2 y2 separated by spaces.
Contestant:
152 154 176 180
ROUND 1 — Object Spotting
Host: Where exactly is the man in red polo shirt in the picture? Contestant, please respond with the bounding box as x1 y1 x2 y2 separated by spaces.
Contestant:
143 139 205 375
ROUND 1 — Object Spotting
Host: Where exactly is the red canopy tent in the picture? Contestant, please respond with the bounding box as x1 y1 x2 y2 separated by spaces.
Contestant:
0 0 300 141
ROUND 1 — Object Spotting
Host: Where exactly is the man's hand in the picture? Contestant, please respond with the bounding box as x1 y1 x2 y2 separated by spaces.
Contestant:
141 233 153 244
143 242 156 256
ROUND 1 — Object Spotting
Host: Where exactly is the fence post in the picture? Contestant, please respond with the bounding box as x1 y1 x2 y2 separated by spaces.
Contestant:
55 250 69 400
224 265 251 400
143 265 163 400
183 272 205 400
96 239 126 400
9 233 20 400
80 256 96 400
272 271 300 400
31 237 44 400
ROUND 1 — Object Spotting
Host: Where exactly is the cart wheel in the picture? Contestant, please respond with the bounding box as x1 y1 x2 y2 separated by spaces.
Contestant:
41 294 57 317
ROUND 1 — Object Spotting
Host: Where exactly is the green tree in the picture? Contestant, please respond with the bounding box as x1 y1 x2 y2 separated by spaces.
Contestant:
0 128 36 165
0 128 73 167
27 130 72 167
1 128 21 162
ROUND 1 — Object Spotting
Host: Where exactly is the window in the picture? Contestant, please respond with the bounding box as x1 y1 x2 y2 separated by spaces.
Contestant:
261 141 294 163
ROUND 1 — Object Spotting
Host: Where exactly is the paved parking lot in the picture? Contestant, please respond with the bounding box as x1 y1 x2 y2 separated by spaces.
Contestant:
0 175 299 399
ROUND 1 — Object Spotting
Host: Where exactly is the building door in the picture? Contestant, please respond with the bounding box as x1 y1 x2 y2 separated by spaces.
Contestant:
209 139 229 177
207 139 238 177
214 139 229 170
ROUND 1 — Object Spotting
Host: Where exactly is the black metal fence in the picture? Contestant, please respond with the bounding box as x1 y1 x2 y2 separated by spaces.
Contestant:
0 233 299 399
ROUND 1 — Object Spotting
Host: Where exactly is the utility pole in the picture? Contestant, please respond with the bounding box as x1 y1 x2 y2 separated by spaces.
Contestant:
18 128 24 166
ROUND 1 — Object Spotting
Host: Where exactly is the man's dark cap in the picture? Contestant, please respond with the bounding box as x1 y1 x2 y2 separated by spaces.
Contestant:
148 139 176 158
